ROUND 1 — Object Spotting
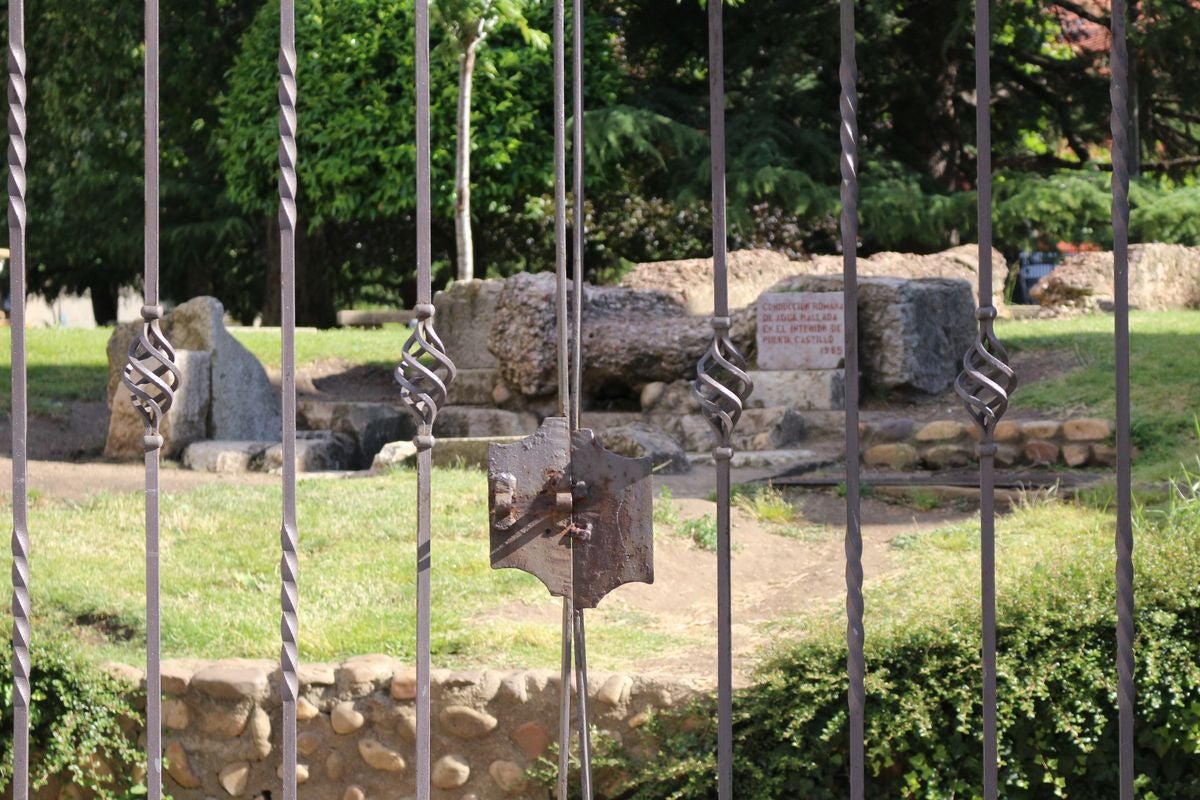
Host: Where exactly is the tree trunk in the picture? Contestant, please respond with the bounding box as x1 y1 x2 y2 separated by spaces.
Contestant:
454 40 479 282
89 278 119 326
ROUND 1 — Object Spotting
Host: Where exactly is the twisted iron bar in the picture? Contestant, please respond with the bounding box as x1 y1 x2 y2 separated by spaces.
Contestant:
278 2 299 798
1109 1 1135 797
838 0 865 794
8 2 29 794
403 0 455 793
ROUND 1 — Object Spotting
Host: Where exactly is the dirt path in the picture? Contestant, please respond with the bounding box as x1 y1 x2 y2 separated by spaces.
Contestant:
0 455 279 501
493 472 972 683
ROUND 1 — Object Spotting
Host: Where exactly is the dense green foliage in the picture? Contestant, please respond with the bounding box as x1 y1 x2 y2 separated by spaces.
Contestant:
614 493 1200 800
0 638 143 797
5 0 1200 323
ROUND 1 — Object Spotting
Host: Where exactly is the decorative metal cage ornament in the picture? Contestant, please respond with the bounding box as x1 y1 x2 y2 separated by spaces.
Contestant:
484 0 654 795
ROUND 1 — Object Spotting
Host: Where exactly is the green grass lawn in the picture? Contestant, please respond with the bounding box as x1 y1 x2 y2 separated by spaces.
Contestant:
1000 310 1200 480
0 466 673 669
0 325 408 415
0 328 112 415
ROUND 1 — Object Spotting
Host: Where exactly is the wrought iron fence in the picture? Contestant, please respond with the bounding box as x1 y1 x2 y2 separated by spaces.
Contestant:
4 0 1138 797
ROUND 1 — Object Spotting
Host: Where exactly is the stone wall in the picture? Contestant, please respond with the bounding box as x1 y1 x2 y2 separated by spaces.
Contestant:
861 417 1116 470
103 656 700 800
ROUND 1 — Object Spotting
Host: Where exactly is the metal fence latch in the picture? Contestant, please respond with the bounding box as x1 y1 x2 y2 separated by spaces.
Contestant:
487 415 654 609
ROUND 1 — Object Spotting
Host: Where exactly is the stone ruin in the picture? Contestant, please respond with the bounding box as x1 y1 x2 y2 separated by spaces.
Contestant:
104 249 989 475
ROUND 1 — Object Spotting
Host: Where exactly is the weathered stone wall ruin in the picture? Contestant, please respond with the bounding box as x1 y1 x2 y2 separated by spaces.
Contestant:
101 656 700 800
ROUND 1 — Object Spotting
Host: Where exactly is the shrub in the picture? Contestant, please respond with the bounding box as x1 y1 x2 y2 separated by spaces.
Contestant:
0 638 144 798
623 491 1200 800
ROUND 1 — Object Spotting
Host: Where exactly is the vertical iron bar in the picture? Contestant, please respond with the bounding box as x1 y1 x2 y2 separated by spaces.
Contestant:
570 0 584 431
557 598 573 799
414 0 434 794
708 0 732 797
554 0 569 418
839 0 864 796
1109 1 1135 796
975 2 998 796
572 609 594 800
278 0 299 796
7 0 28 793
416 439 433 800
144 3 163 796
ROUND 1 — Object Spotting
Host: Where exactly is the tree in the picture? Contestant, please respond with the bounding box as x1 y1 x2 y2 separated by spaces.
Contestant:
1 0 260 323
434 0 548 282
219 0 616 322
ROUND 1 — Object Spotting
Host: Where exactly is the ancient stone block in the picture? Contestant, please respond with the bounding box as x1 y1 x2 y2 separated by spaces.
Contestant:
263 431 357 473
745 369 845 410
761 275 975 395
435 278 504 369
181 440 272 473
107 297 281 445
447 368 500 406
598 423 690 474
434 406 539 438
297 401 414 467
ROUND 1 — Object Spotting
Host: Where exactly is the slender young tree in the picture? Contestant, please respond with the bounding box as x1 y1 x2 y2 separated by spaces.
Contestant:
434 0 547 281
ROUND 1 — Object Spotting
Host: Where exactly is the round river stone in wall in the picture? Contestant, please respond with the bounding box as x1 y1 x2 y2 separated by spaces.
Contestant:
432 755 471 789
440 705 499 740
331 701 366 734
358 738 407 772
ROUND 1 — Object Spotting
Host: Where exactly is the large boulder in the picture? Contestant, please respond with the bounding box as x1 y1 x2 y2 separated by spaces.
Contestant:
1030 244 1200 310
488 272 753 402
104 350 211 459
761 275 975 395
105 297 281 458
620 249 797 315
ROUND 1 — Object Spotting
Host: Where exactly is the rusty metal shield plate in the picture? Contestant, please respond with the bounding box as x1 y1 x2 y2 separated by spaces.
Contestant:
488 417 654 608
568 428 654 609
489 416 574 599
